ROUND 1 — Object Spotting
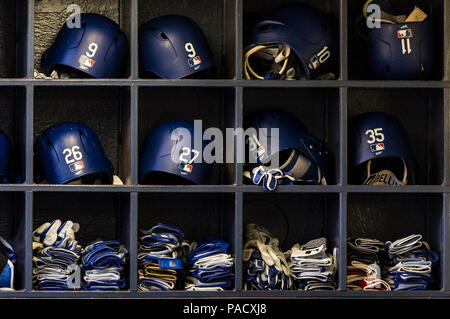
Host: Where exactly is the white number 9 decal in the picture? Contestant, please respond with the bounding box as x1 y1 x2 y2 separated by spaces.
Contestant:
86 42 98 58
185 43 196 58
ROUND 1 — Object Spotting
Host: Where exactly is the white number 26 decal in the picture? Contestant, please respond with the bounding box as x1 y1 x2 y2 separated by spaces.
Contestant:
179 147 200 164
365 128 385 144
63 146 83 164
185 43 196 58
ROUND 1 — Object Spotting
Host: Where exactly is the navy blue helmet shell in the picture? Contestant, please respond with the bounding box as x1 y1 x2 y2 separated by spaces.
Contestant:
35 122 113 184
349 112 417 184
41 13 129 78
140 121 213 185
139 15 215 79
249 3 337 79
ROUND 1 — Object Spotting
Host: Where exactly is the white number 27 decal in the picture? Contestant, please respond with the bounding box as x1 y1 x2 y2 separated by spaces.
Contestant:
179 147 200 164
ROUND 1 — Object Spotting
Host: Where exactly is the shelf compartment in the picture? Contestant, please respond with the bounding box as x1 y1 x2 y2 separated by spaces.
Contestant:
347 88 445 185
0 1 28 78
33 86 131 185
34 0 132 78
138 87 236 185
138 192 236 291
33 191 131 291
242 0 341 80
0 192 26 291
347 192 445 291
243 192 341 290
138 0 236 79
347 0 445 80
243 88 341 185
0 87 27 183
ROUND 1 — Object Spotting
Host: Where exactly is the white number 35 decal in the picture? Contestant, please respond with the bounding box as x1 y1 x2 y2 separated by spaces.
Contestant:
365 128 385 144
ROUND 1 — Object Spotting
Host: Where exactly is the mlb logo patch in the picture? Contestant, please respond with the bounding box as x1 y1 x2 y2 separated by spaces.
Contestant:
78 55 95 70
178 162 193 174
397 29 413 39
256 145 265 158
370 143 385 153
188 56 202 67
309 55 320 70
69 161 84 173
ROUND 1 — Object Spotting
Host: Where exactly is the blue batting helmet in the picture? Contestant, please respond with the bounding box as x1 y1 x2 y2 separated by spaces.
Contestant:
364 0 437 79
244 108 330 191
349 112 417 185
139 15 215 79
41 13 129 78
35 122 113 184
245 3 336 80
140 121 213 185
